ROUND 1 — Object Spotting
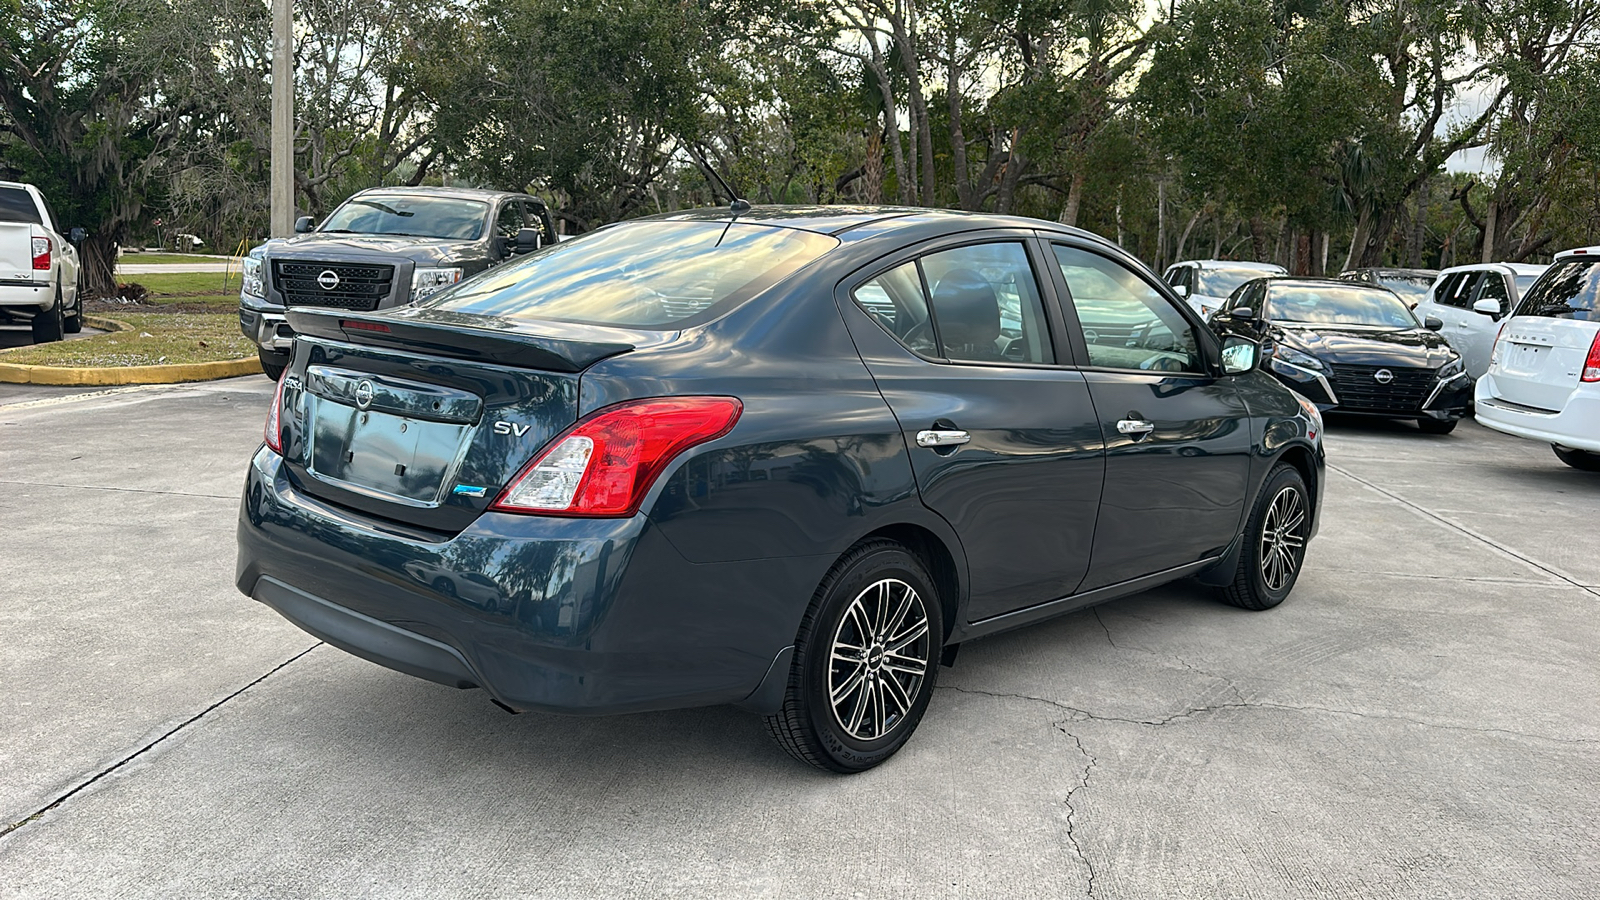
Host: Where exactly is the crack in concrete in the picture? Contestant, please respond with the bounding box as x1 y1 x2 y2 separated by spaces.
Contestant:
1055 723 1100 898
0 479 234 501
0 643 321 841
1328 462 1600 601
938 685 1600 747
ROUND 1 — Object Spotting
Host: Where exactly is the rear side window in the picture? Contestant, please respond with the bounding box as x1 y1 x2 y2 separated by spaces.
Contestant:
426 221 838 328
853 262 936 356
1514 260 1600 322
0 187 41 224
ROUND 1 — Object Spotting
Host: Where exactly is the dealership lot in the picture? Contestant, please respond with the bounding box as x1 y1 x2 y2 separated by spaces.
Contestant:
2 379 1595 898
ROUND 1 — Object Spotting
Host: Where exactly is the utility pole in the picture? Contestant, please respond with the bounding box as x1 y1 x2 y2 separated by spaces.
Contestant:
270 0 294 237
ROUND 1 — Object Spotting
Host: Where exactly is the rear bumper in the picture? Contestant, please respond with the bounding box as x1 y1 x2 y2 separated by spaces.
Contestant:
1475 377 1600 452
0 281 52 310
236 447 814 715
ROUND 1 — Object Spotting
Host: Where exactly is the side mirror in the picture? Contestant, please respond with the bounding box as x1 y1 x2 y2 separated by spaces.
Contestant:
1424 315 1444 331
1472 298 1503 321
69 227 87 244
1220 335 1260 375
514 227 541 254
293 216 315 234
1172 284 1190 298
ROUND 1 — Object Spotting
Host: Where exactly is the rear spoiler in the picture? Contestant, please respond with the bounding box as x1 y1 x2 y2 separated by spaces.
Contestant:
286 307 635 373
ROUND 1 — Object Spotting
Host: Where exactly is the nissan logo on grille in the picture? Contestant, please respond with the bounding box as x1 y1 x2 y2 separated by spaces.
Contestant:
317 269 341 291
1373 369 1394 384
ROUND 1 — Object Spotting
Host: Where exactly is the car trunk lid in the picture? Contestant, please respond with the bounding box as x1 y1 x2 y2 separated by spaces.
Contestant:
0 222 40 281
277 308 666 533
1493 316 1600 411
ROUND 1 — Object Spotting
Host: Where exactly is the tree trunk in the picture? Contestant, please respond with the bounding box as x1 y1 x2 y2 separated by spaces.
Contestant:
1156 180 1167 270
947 42 975 210
1175 210 1202 262
1410 181 1428 268
82 234 120 299
1059 171 1086 226
1481 201 1497 263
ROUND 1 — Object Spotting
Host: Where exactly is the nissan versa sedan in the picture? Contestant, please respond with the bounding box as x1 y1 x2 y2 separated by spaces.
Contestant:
237 206 1325 772
1212 277 1471 434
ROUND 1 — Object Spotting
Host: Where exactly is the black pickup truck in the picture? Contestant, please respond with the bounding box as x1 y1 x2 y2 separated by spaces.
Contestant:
239 186 557 379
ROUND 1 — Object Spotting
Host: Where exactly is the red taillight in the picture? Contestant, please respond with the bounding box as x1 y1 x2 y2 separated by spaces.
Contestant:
491 397 743 517
31 236 50 270
1489 322 1508 368
264 368 287 453
1584 331 1600 383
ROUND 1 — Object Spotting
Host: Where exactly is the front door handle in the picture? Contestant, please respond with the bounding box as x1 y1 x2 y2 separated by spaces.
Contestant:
916 429 972 448
1117 419 1156 438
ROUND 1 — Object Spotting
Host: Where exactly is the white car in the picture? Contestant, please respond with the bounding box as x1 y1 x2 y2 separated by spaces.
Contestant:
1163 260 1287 319
1475 247 1600 471
1416 262 1549 378
0 180 84 343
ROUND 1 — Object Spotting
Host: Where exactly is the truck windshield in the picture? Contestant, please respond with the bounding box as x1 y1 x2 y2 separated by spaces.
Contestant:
0 187 42 224
319 195 487 241
1268 286 1418 328
423 221 839 328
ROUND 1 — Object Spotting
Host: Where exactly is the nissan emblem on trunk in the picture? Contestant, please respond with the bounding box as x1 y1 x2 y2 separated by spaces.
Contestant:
1374 369 1394 384
355 380 374 410
317 269 340 290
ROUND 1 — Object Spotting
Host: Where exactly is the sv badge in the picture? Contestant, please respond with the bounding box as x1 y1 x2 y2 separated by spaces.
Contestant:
493 421 532 437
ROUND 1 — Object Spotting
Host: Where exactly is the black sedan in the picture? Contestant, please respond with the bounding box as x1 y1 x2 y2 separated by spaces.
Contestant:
1212 277 1471 433
238 205 1324 772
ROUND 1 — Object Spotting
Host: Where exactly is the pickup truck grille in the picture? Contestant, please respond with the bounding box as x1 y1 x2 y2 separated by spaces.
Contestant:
1329 364 1436 411
273 260 394 311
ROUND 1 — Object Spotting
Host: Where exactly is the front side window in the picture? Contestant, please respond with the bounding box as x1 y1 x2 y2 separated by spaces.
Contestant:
1054 245 1202 372
425 221 838 328
1473 273 1510 313
321 195 489 241
495 201 524 239
1438 273 1479 309
1513 260 1600 321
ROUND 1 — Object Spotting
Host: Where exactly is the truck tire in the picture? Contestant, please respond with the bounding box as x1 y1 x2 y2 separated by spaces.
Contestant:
64 278 83 334
32 288 65 343
259 350 286 381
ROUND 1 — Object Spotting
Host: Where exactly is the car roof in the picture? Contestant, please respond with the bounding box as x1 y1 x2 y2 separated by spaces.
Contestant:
350 185 526 203
1553 247 1600 262
1436 261 1549 277
1259 276 1397 293
1170 259 1287 272
1345 267 1438 277
630 204 1119 246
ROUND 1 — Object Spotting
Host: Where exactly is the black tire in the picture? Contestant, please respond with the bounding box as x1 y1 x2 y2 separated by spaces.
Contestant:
1552 445 1600 471
31 289 65 343
1219 463 1310 611
64 282 83 334
259 350 286 381
764 540 944 773
1417 417 1458 435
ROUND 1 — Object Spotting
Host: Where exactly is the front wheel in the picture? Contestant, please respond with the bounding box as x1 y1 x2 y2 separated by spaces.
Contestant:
259 350 286 381
1219 463 1310 610
764 540 943 773
1417 417 1458 435
1552 445 1600 471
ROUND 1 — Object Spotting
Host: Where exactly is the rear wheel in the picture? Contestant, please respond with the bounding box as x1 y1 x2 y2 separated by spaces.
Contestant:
1552 445 1600 471
64 281 84 334
259 350 286 381
1417 417 1458 435
31 289 64 343
764 540 943 773
1219 463 1310 610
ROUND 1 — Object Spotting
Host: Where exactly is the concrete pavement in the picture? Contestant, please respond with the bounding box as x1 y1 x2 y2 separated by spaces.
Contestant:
1 386 1595 897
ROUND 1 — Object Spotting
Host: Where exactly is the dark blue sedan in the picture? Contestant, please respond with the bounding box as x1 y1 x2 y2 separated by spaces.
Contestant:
237 206 1324 772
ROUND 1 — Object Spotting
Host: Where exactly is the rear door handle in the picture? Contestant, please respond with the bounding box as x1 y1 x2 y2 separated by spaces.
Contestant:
1117 419 1156 438
916 429 971 448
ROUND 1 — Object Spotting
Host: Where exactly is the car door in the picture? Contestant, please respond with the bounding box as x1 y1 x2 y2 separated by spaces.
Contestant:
1458 271 1512 376
838 235 1106 623
1046 242 1254 591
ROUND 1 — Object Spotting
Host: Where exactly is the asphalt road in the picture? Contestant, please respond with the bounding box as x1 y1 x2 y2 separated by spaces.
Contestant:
2 380 1596 898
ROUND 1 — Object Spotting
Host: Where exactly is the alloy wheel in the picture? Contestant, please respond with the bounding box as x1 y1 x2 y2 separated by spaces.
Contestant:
827 577 931 742
1259 485 1307 592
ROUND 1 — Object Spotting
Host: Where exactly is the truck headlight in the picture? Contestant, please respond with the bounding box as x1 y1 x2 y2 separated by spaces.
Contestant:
411 267 462 301
1273 344 1324 371
241 253 266 302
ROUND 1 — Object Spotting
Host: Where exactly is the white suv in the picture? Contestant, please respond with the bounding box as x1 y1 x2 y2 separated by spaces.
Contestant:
1475 247 1600 470
1415 262 1548 378
1163 260 1286 319
0 181 84 343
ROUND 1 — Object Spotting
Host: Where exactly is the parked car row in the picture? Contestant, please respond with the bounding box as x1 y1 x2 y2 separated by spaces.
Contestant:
0 180 86 343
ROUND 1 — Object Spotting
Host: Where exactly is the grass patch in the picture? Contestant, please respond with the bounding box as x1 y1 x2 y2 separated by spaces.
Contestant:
123 271 242 297
118 253 238 265
1 313 255 367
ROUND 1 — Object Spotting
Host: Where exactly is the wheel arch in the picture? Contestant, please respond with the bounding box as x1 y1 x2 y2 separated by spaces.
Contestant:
1273 442 1320 529
849 521 966 644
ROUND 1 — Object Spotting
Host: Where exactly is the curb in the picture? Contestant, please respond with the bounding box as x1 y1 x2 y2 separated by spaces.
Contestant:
0 315 262 385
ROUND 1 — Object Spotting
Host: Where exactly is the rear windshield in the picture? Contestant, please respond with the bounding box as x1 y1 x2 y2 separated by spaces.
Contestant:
1267 285 1418 328
0 187 41 224
1196 267 1279 296
1376 275 1432 305
320 195 487 241
424 221 839 328
1514 260 1599 321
